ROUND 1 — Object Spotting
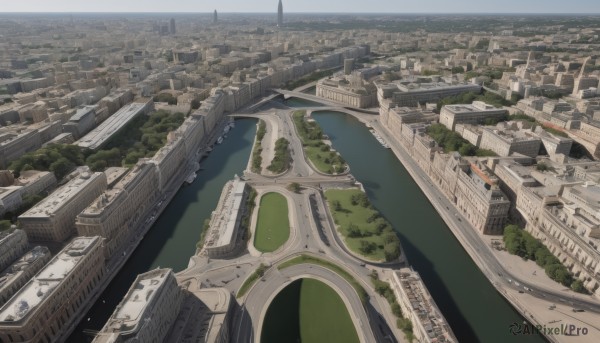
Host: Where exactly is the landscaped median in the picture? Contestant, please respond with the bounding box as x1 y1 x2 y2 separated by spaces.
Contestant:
292 110 347 174
267 137 290 174
237 263 269 298
277 254 368 303
253 192 290 253
251 120 267 173
324 188 402 262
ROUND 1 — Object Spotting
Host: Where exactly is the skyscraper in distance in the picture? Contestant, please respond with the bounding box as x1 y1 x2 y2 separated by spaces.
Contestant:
169 18 176 34
214 10 218 24
277 0 283 27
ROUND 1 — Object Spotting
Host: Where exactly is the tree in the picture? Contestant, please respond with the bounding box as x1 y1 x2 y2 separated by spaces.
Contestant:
384 242 401 261
347 224 362 238
451 66 464 74
536 162 552 172
359 240 376 254
49 157 75 180
256 263 268 277
571 280 586 293
288 182 301 193
524 235 542 260
376 221 389 235
458 143 477 156
391 302 403 317
332 200 342 211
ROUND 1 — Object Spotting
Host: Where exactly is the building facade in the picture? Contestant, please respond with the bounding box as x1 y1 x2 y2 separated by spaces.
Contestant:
0 229 29 272
92 268 184 343
479 126 542 158
0 246 51 307
19 170 108 242
390 269 458 343
0 236 105 343
440 101 507 131
202 178 248 258
76 161 160 258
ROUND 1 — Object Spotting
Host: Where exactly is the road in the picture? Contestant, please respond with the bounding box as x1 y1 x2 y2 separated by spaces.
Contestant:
178 104 407 343
363 115 600 315
177 98 600 343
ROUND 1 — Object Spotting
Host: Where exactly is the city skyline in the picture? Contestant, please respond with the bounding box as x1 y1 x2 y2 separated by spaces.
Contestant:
2 0 600 13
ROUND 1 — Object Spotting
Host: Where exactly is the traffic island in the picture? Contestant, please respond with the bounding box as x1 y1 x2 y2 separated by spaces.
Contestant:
324 188 402 263
250 120 266 173
253 192 290 253
237 263 269 298
292 110 348 175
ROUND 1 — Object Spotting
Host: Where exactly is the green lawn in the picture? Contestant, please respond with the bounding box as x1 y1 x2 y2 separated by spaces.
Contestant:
324 189 402 262
261 278 360 343
292 111 347 174
254 193 290 252
300 279 360 343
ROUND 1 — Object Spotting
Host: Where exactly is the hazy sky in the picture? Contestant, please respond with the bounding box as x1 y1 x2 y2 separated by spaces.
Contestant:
2 0 600 13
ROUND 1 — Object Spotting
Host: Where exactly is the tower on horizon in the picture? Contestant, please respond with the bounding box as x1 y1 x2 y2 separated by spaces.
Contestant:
169 18 176 34
214 10 218 24
277 0 283 27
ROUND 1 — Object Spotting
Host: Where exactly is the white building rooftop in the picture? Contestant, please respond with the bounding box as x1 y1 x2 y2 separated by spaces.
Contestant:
76 102 149 150
0 237 100 323
108 269 171 332
204 179 247 250
20 171 103 218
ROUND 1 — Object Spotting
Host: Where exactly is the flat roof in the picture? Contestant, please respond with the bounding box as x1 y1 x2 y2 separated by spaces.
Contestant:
0 237 100 323
393 269 458 343
70 106 96 122
0 246 50 295
216 180 246 247
444 101 503 114
108 269 172 332
396 82 480 93
20 172 103 218
204 179 246 250
75 102 149 150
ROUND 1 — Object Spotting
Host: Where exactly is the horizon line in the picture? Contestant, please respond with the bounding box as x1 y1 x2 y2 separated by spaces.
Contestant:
1 11 600 15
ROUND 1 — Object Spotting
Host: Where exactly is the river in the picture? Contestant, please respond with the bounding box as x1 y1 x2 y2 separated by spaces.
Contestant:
308 108 545 343
68 99 546 343
67 118 257 342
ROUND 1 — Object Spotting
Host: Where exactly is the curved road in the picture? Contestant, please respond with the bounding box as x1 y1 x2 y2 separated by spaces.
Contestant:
244 264 376 343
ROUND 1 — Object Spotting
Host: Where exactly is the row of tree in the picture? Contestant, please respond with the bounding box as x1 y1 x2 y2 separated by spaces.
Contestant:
251 121 266 173
369 270 414 341
503 225 586 293
293 111 324 142
426 124 497 157
436 90 515 112
87 110 185 171
267 138 290 173
9 144 85 180
10 111 187 180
